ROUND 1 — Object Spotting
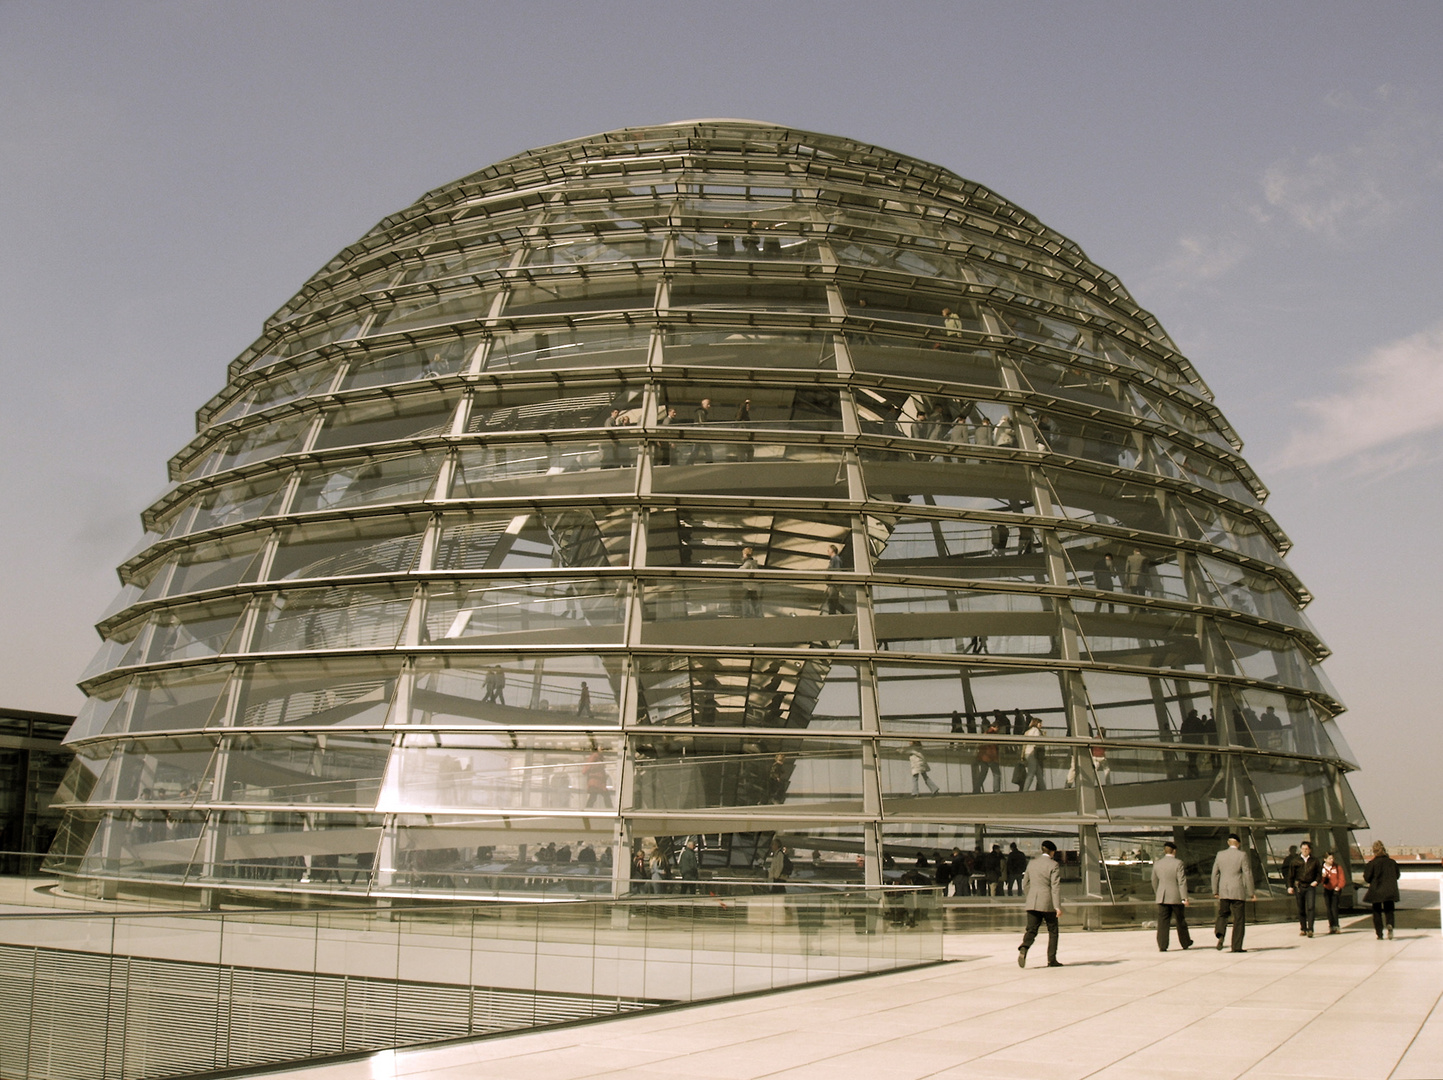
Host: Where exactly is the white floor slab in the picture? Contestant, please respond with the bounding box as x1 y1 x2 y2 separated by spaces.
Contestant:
243 910 1442 1080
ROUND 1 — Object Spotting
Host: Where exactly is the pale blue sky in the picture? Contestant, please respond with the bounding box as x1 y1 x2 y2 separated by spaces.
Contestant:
2 1 1439 842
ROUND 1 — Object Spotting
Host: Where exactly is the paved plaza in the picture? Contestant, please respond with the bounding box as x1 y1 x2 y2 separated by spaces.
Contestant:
256 881 1441 1080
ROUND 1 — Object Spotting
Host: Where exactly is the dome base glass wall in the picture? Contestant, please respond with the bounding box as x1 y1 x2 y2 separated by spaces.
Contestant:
47 121 1366 904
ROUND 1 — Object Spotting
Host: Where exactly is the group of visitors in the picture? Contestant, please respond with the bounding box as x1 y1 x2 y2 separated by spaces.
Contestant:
1018 835 1405 968
651 395 762 466
906 715 1108 796
1092 548 1158 599
1278 841 1347 937
479 665 507 704
630 837 703 894
940 412 1019 449
917 843 1029 898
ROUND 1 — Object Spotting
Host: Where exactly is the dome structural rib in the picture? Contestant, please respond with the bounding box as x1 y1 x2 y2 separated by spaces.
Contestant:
49 121 1364 906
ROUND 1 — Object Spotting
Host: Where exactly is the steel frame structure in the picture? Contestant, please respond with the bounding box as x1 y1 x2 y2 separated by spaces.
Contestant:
47 121 1365 903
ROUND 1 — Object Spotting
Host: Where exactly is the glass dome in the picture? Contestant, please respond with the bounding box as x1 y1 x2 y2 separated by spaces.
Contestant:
46 120 1365 903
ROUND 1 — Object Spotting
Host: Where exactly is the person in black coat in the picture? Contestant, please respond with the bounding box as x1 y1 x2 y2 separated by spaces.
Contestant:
1362 840 1401 939
949 847 970 896
1005 843 1028 896
1287 840 1323 937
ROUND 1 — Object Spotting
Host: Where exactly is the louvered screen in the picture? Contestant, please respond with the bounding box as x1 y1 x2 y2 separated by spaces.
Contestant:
25 950 113 1080
118 957 223 1080
0 947 36 1080
226 967 327 1066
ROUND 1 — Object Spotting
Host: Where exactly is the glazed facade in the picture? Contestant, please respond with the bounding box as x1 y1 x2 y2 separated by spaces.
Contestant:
47 121 1366 902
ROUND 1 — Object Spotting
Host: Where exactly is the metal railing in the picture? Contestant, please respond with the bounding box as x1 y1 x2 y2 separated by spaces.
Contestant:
0 878 942 1080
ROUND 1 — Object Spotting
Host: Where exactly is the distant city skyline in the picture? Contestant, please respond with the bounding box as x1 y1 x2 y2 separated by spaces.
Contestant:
2 1 1439 843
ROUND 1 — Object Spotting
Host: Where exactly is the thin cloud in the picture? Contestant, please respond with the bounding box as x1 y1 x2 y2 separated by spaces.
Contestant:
1260 88 1437 239
1157 87 1443 287
1273 321 1443 473
1161 232 1250 283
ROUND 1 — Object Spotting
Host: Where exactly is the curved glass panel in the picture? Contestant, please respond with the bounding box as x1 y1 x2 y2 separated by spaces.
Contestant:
217 732 392 807
480 325 651 374
409 654 623 727
91 736 218 806
661 328 836 372
267 515 425 582
160 474 288 539
340 336 478 391
380 734 621 813
291 451 442 513
314 393 458 451
189 811 382 889
467 383 645 435
632 735 864 814
423 578 626 647
249 585 413 654
62 121 1359 903
229 657 402 729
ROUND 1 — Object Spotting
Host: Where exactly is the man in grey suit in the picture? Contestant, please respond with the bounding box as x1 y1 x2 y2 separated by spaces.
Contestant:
1017 840 1064 968
1211 833 1256 952
1152 841 1193 951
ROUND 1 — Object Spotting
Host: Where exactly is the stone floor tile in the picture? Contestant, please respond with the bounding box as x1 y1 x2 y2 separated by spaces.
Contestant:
240 918 1443 1080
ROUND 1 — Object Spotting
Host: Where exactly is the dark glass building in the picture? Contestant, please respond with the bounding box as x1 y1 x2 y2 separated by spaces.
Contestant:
0 707 72 872
47 121 1365 903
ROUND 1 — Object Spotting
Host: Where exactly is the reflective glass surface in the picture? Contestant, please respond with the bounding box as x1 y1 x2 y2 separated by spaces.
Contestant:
410 654 622 726
631 735 864 814
231 657 403 728
380 734 621 812
63 121 1360 903
291 451 443 513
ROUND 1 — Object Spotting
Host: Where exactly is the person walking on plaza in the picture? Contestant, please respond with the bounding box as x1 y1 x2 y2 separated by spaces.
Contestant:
1152 840 1193 951
1287 840 1322 937
1017 840 1064 968
1211 833 1256 952
1321 851 1346 934
1362 840 1401 940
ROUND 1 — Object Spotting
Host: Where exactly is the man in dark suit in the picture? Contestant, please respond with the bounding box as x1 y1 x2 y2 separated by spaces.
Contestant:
1017 840 1064 968
1151 841 1193 951
1211 833 1256 952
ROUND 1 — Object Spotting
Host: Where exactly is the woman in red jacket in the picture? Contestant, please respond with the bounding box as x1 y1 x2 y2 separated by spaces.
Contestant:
1320 851 1346 935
